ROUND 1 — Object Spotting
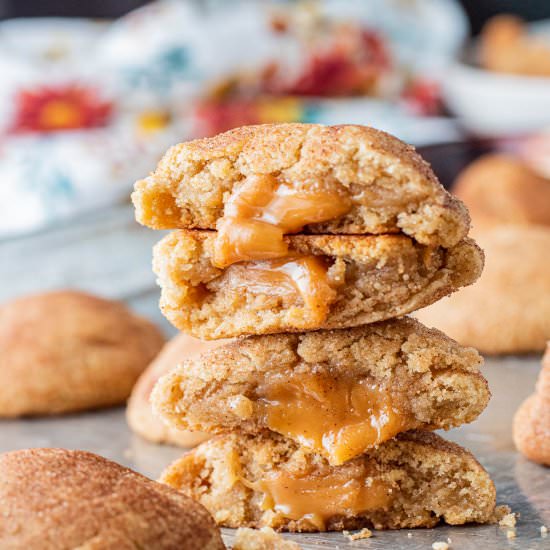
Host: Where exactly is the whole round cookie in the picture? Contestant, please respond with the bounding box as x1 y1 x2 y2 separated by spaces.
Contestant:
0 290 165 417
127 333 226 447
0 448 224 549
416 225 550 354
453 154 550 228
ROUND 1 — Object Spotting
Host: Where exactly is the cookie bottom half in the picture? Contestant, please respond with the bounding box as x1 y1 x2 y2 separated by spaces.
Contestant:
160 431 496 532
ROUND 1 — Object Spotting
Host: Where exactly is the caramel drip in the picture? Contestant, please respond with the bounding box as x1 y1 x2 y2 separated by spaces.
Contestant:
257 371 409 465
250 467 392 530
213 174 351 268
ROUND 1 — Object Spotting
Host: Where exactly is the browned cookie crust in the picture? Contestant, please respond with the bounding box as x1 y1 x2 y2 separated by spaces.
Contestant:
154 231 483 339
160 431 496 532
0 291 165 417
133 124 469 247
153 318 488 464
0 448 224 550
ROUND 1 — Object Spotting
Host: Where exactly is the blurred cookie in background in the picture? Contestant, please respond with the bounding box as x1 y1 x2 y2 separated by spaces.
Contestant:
0 290 165 417
127 333 226 447
416 225 550 354
417 152 550 354
453 154 550 229
480 14 550 77
513 343 550 466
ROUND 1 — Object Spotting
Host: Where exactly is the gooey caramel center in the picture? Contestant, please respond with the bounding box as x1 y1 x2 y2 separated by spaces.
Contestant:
256 372 408 465
213 174 351 268
219 256 337 324
210 174 349 323
252 467 392 530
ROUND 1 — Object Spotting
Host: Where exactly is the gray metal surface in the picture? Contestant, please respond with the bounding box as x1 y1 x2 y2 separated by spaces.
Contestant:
1 205 549 548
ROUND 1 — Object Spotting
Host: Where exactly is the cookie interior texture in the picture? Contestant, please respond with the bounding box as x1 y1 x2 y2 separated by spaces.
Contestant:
153 231 483 339
159 431 496 532
0 291 165 417
0 448 224 550
133 123 469 248
416 225 550 354
153 318 488 465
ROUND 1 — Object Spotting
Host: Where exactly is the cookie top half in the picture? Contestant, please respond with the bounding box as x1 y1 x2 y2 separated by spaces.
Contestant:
133 124 469 248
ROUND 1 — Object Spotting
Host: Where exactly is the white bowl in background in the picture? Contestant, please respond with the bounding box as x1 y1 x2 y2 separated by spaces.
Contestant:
443 20 550 137
443 62 550 136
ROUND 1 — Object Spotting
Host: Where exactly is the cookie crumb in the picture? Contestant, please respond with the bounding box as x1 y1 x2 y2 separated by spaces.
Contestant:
407 533 412 538
233 527 301 549
506 530 516 540
343 528 372 541
541 525 548 537
492 504 512 523
447 537 452 544
432 542 449 550
499 512 517 528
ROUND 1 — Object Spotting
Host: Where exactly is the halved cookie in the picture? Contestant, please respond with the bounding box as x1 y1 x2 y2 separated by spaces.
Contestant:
152 318 489 465
133 124 469 252
159 431 496 531
153 230 483 339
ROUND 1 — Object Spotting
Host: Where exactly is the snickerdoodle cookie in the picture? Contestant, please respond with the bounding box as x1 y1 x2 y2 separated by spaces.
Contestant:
480 15 550 77
160 431 496 532
513 344 550 466
416 225 550 354
154 231 483 339
0 290 165 417
0 448 224 549
127 333 226 447
153 318 489 465
133 124 469 248
453 154 550 228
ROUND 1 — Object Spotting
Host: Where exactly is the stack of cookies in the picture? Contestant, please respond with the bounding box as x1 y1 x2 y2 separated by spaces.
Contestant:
132 124 497 532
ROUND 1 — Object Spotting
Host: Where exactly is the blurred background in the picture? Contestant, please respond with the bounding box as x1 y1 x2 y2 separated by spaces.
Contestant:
1 0 549 327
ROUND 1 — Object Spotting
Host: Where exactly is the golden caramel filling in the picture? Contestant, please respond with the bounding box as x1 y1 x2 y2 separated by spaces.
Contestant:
253 468 392 530
257 372 408 465
213 174 351 268
220 256 338 324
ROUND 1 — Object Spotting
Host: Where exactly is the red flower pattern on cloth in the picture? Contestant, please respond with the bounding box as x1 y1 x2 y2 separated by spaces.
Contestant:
9 85 113 133
264 28 391 97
